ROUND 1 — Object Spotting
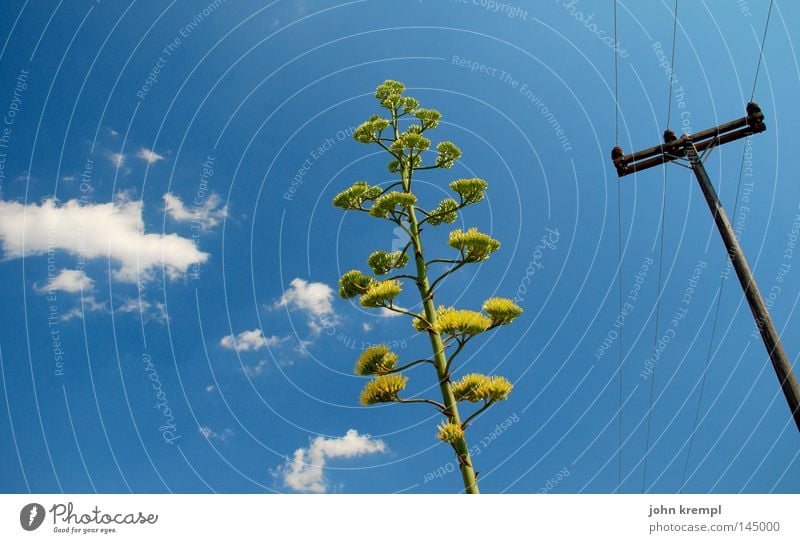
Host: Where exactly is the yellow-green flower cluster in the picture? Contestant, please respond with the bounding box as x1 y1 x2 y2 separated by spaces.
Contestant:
369 191 417 218
426 198 459 226
374 80 418 112
435 307 491 337
360 374 407 405
391 132 431 154
436 421 464 444
338 270 375 299
435 141 462 169
360 280 402 308
354 345 398 375
353 115 391 144
367 250 409 275
450 178 488 205
448 227 501 262
415 108 441 130
482 298 523 326
452 373 513 403
332 181 382 210
375 80 405 101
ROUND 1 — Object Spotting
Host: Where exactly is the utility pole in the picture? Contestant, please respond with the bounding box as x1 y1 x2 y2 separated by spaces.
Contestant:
611 103 800 432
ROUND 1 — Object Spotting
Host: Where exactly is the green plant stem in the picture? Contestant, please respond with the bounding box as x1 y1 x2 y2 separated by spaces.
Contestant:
396 136 478 493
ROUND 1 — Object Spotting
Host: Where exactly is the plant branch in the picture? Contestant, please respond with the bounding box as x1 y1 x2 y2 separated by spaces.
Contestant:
426 258 461 266
419 202 470 226
396 398 446 411
378 303 421 321
445 339 466 374
384 273 418 282
461 400 495 428
386 358 434 374
427 260 467 297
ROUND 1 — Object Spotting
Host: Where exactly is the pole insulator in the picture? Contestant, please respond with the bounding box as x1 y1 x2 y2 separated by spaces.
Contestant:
611 146 627 176
746 102 766 132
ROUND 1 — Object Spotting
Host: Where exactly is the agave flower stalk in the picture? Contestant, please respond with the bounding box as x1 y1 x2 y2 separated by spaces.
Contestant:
333 80 522 493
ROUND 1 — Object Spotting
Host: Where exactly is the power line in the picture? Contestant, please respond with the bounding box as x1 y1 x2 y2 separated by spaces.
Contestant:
612 0 623 491
665 0 680 128
750 0 775 102
642 0 678 492
613 0 620 145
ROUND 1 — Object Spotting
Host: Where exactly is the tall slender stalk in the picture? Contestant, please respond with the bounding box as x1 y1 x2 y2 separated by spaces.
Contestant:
403 167 479 493
334 80 522 493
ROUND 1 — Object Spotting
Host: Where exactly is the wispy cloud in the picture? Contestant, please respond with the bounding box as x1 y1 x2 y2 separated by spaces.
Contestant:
137 148 165 164
109 152 125 167
242 359 270 377
220 329 285 352
116 297 168 323
0 197 208 283
163 192 227 230
275 430 387 493
199 426 234 441
59 296 107 321
34 269 94 294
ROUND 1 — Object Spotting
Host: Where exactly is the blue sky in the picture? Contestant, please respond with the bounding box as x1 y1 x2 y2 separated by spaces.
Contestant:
1 0 799 494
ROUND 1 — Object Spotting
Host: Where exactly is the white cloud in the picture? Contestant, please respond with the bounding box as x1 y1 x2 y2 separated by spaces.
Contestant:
242 359 270 377
61 175 76 182
116 297 168 323
0 197 208 283
163 192 227 230
59 295 107 321
276 430 387 493
110 152 125 167
137 148 164 164
205 385 215 393
35 269 94 294
362 322 373 332
199 426 234 441
220 329 284 352
276 278 337 333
